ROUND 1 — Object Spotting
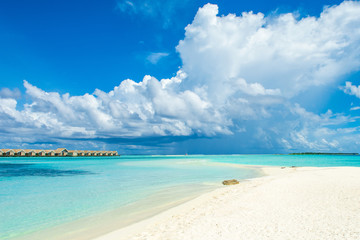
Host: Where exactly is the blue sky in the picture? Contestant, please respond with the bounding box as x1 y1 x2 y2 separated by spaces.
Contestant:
1 0 360 154
0 0 344 93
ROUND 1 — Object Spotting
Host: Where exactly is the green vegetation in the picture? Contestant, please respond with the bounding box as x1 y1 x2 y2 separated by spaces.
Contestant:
289 152 359 155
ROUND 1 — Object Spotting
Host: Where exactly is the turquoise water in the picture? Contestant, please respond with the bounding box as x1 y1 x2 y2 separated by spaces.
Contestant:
1 154 359 239
204 154 360 167
0 155 257 239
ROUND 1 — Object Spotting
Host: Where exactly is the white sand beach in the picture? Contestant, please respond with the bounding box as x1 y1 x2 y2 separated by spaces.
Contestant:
95 167 360 240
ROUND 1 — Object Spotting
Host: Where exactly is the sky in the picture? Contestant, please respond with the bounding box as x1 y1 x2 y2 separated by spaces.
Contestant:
1 0 360 154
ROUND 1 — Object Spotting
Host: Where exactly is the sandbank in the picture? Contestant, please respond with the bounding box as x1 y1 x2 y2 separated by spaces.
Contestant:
95 166 360 240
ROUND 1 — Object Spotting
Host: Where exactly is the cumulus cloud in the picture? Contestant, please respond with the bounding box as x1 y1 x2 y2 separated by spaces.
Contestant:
177 2 360 97
342 81 360 98
2 1 360 153
146 52 169 64
0 73 230 145
0 87 21 99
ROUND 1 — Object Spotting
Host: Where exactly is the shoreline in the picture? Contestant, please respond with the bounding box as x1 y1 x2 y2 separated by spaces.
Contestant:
95 166 360 240
11 164 262 240
11 184 221 240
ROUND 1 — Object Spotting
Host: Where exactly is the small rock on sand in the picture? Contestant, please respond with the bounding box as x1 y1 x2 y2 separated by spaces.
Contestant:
222 179 239 185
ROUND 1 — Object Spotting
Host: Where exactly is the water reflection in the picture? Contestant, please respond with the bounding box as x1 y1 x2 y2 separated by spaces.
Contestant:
0 163 94 177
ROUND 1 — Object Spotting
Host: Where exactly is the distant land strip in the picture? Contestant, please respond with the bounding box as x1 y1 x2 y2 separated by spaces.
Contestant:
0 148 118 157
289 152 359 155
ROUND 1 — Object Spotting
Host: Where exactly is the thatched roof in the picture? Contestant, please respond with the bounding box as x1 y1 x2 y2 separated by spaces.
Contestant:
33 150 46 153
1 149 14 152
54 148 68 153
12 149 25 153
24 149 36 153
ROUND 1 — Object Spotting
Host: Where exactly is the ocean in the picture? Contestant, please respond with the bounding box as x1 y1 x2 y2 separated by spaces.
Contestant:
1 154 359 239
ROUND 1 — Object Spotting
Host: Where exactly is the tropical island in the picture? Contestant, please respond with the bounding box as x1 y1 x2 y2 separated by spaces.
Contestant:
289 152 359 155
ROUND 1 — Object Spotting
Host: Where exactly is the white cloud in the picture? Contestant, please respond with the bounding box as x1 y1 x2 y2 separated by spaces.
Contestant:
350 106 360 111
2 1 360 153
342 81 360 98
0 87 21 99
234 79 281 96
177 2 360 97
0 72 231 144
146 52 169 64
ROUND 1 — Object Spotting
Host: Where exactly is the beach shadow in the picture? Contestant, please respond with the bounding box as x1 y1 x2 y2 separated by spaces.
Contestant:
0 163 95 177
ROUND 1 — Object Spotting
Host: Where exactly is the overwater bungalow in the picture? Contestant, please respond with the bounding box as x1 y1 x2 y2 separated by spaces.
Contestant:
35 150 46 157
25 149 36 157
0 148 118 157
84 151 91 156
67 150 78 157
45 150 55 156
54 148 68 157
2 149 15 156
1 149 8 156
14 149 26 156
8 149 15 156
77 151 84 156
86 151 96 156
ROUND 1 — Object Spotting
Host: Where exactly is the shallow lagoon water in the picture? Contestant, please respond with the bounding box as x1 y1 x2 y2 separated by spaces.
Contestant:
1 154 360 239
0 155 258 239
205 154 360 167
